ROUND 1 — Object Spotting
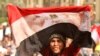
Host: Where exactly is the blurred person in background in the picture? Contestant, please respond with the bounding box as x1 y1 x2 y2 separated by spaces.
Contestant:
0 40 5 56
1 35 16 56
94 41 100 56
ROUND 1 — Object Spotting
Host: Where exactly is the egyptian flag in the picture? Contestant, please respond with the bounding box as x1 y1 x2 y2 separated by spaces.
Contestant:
7 4 92 56
91 24 100 44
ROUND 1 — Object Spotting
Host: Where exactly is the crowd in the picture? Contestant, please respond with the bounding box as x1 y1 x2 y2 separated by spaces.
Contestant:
0 22 16 56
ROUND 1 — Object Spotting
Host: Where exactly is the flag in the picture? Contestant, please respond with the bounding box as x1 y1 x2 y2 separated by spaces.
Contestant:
91 24 100 44
7 4 92 56
7 4 91 47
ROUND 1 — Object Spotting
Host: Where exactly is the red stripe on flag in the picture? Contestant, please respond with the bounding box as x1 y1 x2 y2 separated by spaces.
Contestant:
7 4 91 25
20 5 91 16
7 4 22 25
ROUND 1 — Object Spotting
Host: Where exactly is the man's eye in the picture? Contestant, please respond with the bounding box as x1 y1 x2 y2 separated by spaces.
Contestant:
51 40 55 42
57 40 62 42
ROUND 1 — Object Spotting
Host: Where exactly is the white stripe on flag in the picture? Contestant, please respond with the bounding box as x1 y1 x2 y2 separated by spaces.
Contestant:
12 17 34 47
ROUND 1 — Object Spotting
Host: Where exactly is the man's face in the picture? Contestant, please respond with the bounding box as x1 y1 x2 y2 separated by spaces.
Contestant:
50 37 64 54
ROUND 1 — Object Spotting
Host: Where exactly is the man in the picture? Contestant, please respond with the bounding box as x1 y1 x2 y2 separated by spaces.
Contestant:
48 34 65 55
40 33 80 56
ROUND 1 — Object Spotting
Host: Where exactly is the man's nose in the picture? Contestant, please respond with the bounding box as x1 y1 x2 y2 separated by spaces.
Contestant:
54 41 58 46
